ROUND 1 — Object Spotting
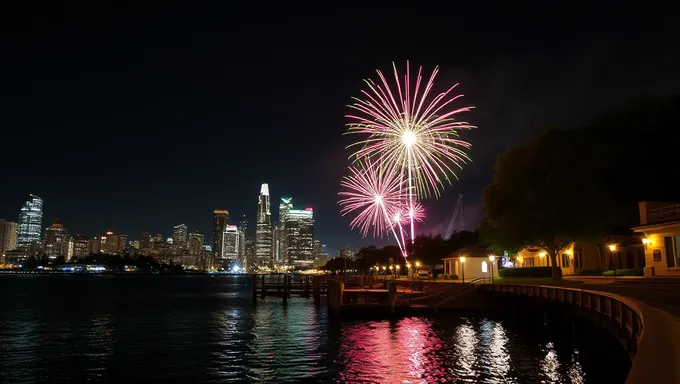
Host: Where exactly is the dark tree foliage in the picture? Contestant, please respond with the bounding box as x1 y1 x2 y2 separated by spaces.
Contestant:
480 95 680 278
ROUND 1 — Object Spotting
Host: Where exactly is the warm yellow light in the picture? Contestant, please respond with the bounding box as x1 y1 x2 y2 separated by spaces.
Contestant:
382 266 387 270
489 255 496 262
608 244 617 252
538 251 546 258
389 265 393 270
406 263 411 268
642 238 650 245
396 265 400 270
565 249 571 255
415 261 421 267
402 131 416 147
460 256 466 263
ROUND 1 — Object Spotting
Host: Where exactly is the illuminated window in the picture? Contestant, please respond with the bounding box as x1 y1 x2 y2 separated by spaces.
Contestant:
481 261 488 273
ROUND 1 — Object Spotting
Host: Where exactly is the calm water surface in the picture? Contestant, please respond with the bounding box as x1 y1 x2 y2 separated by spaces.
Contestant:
0 275 629 383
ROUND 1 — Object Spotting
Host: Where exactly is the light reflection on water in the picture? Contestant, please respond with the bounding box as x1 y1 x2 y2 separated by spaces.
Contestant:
0 275 626 383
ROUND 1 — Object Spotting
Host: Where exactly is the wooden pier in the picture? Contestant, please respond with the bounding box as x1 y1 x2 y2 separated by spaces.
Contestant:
251 274 485 315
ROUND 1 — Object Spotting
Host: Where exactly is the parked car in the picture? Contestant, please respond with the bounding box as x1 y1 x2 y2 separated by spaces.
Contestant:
416 269 433 279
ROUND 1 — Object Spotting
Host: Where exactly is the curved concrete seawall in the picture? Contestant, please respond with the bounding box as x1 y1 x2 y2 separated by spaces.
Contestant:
484 284 680 384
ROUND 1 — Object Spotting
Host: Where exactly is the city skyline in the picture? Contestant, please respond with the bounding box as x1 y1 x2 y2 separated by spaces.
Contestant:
2 4 679 251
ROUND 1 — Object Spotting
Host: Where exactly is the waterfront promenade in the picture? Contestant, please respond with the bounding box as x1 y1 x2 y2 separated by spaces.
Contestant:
492 276 680 384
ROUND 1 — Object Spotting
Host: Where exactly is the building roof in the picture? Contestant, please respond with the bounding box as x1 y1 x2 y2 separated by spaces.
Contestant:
442 245 488 260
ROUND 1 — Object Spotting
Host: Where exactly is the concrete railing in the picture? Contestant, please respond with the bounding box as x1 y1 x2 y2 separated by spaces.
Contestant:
484 284 680 384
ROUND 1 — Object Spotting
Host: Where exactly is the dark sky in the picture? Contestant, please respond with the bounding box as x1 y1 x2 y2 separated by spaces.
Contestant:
1 3 679 253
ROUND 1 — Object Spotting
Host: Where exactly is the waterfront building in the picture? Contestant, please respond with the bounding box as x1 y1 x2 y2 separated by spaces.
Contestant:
633 201 680 277
285 208 314 265
442 246 492 280
212 210 229 258
173 224 188 247
255 183 272 265
17 194 43 248
43 219 68 259
274 196 292 263
0 219 18 258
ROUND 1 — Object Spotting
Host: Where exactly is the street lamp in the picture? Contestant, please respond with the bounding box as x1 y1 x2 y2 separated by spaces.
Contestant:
488 255 496 283
396 265 400 278
406 262 411 279
539 251 546 266
389 265 393 278
460 256 466 283
608 244 617 279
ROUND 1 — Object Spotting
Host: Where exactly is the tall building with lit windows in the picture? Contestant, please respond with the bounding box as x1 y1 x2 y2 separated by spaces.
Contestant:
43 219 68 259
0 219 18 258
212 210 229 257
173 224 188 247
221 225 240 261
17 194 43 248
255 183 272 265
285 208 314 265
274 197 293 263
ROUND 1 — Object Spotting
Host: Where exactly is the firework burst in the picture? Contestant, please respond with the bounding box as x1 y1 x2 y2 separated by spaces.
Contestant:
345 61 474 199
344 61 473 247
338 160 405 251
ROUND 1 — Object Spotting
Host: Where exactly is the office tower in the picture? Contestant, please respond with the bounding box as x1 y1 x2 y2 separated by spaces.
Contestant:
0 219 18 257
221 225 240 260
238 214 248 237
188 232 204 256
173 224 188 246
285 208 314 265
212 210 229 257
255 183 272 265
274 196 293 263
72 235 91 258
17 194 43 248
43 219 68 259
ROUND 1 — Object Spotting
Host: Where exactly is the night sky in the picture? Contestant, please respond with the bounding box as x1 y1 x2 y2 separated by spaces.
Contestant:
1 4 678 253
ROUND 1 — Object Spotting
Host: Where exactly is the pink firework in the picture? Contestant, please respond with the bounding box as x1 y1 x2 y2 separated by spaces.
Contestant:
408 202 425 223
345 61 474 246
338 161 405 251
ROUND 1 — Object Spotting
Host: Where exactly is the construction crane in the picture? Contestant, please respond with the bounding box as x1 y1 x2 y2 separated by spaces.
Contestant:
443 194 464 240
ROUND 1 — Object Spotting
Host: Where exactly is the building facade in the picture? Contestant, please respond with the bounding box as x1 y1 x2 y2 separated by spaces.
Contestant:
222 225 241 261
43 220 68 260
633 201 680 276
0 219 18 258
212 210 229 258
255 183 272 265
173 224 188 247
17 194 43 248
285 208 314 265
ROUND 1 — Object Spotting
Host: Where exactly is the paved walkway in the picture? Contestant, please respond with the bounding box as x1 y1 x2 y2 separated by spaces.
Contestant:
562 276 680 318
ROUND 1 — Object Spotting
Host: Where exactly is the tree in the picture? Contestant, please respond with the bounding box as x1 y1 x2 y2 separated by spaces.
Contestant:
481 129 611 278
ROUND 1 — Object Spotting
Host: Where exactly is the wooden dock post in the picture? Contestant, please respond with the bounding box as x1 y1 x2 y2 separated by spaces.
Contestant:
251 274 257 303
388 282 397 315
313 276 321 303
304 276 310 297
261 274 266 299
327 279 344 313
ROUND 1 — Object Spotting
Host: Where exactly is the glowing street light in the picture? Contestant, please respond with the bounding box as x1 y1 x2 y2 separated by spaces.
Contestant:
539 251 546 266
608 244 618 279
460 256 466 283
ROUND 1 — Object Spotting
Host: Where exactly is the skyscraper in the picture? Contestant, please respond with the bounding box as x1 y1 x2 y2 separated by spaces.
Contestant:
212 209 229 258
255 183 272 265
274 196 293 263
221 225 240 261
17 194 43 248
0 219 18 258
43 219 68 259
188 232 204 256
285 208 314 265
173 224 188 246
238 214 248 238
